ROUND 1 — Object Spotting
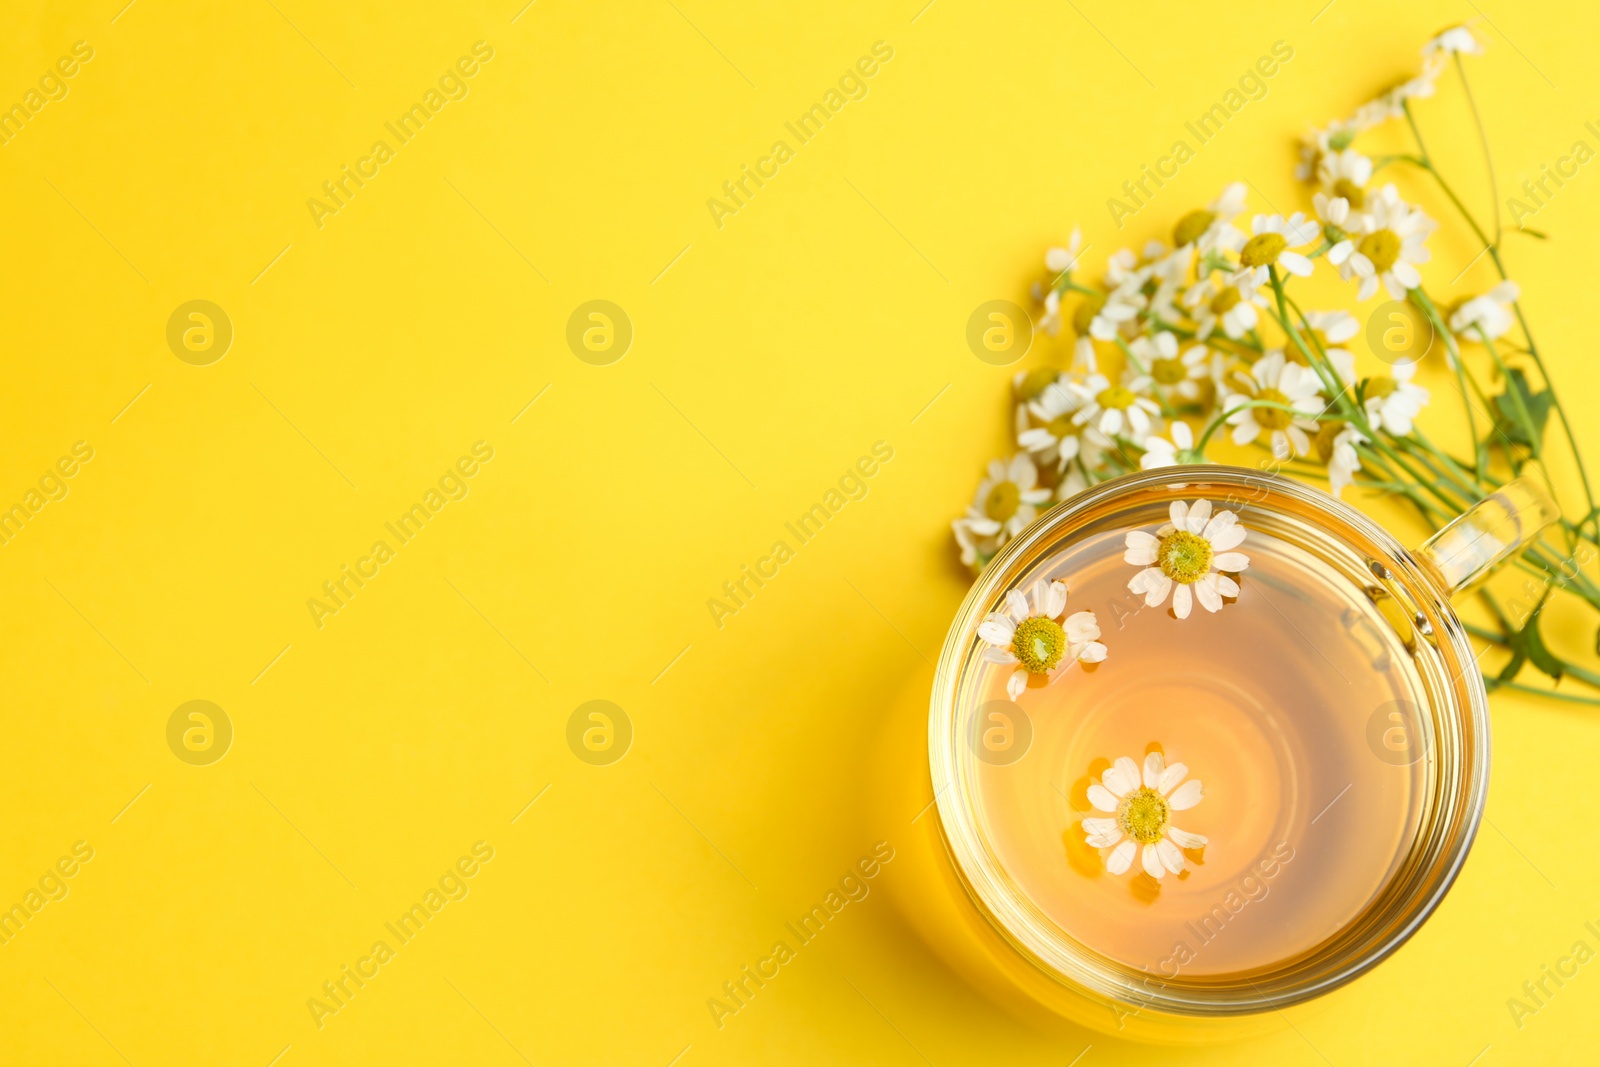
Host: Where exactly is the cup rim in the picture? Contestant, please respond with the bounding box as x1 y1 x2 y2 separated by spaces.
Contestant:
928 464 1489 1016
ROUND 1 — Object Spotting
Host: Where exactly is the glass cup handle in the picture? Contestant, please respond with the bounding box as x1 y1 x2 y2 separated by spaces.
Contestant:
1416 477 1561 597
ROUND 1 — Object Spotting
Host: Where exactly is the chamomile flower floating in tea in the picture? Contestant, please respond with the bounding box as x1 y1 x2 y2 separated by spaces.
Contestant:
1083 752 1206 879
1124 499 1249 619
977 579 1106 700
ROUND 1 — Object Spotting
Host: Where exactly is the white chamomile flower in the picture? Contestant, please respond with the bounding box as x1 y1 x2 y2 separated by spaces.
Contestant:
1077 282 1146 342
1172 182 1249 255
1313 193 1356 270
1055 463 1089 503
1069 372 1161 439
1317 149 1374 210
1303 309 1360 384
1045 228 1085 276
1036 286 1063 336
1363 361 1430 435
1338 186 1437 300
1184 276 1267 341
1424 25 1483 59
1143 336 1210 402
1320 422 1367 500
978 579 1106 700
1450 280 1520 341
1013 365 1066 404
952 454 1052 567
1124 498 1249 620
1225 351 1324 459
1017 382 1084 472
1233 213 1320 287
1140 421 1194 470
1084 751 1207 879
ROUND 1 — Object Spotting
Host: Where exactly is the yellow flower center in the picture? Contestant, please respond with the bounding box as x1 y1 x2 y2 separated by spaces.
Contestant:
1173 209 1216 247
1016 367 1060 400
1358 229 1402 273
1331 177 1366 208
1209 287 1242 315
1366 375 1399 401
1254 386 1293 430
1117 786 1170 845
1096 386 1136 411
1073 293 1106 336
1314 420 1344 463
1045 413 1076 439
1151 357 1187 385
1239 232 1287 268
1157 529 1214 583
985 481 1021 522
1011 615 1066 673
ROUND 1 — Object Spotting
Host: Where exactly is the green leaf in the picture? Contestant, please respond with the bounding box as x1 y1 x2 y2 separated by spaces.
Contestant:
1491 368 1553 449
1504 593 1564 684
1522 611 1565 682
1515 227 1549 240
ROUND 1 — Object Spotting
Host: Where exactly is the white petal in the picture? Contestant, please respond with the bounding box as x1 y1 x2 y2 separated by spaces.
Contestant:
1186 498 1213 532
980 647 1016 664
1006 670 1027 700
1082 816 1118 835
1213 551 1250 571
1169 500 1189 528
1194 573 1223 613
1046 580 1069 619
1172 582 1192 619
1217 574 1241 598
1142 843 1165 879
1087 831 1124 849
1157 838 1187 874
1005 589 1029 621
1143 751 1165 789
1167 779 1204 810
1105 756 1141 797
1134 571 1171 608
1279 251 1314 277
1167 825 1208 849
1106 840 1136 874
1075 640 1108 663
1158 762 1188 793
1200 509 1236 541
1124 542 1158 566
977 618 1015 645
1088 784 1120 812
1209 525 1247 551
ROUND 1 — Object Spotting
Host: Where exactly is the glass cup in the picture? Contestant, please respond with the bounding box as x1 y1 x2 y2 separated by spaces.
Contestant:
925 465 1558 1041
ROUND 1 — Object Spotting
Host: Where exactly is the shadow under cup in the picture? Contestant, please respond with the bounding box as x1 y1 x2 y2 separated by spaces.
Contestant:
928 466 1492 1037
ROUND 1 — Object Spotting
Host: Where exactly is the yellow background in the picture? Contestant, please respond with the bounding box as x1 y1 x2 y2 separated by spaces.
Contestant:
2 0 1597 1063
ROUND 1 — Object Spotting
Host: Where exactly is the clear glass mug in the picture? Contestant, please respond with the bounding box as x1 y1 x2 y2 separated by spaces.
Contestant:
924 465 1558 1042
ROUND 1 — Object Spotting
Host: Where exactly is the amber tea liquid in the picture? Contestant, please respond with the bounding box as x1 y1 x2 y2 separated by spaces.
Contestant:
970 519 1431 979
